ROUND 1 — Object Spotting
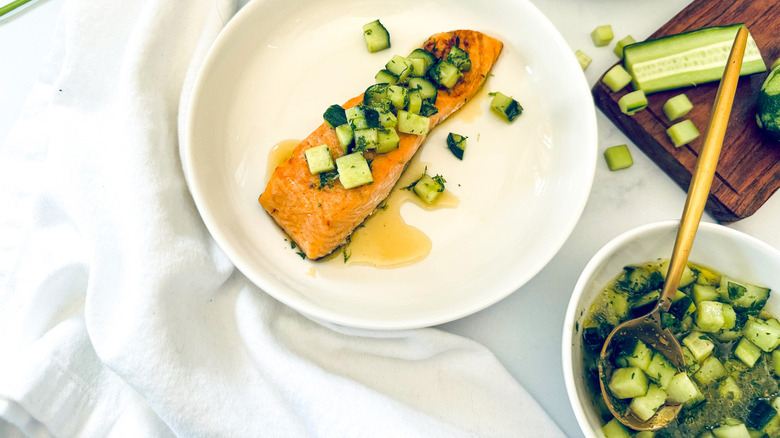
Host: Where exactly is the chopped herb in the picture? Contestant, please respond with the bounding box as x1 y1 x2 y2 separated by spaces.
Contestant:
319 170 339 188
296 251 306 259
728 282 747 300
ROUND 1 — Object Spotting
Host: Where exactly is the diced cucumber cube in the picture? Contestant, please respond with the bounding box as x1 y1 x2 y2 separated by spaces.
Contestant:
743 317 780 352
725 360 749 378
604 144 633 171
712 422 751 438
694 356 727 386
362 19 390 53
407 92 423 115
659 260 697 287
607 290 630 321
304 144 335 174
764 415 780 438
666 372 702 404
387 85 408 109
346 106 368 130
363 84 390 109
671 290 696 317
408 57 426 77
323 105 347 128
735 338 762 368
647 353 676 389
412 174 445 204
682 346 701 374
397 110 429 135
575 50 592 70
721 303 737 330
666 119 700 147
602 65 633 92
376 108 397 129
353 128 378 152
335 124 353 149
429 60 462 89
766 318 780 329
613 35 636 59
489 91 523 123
375 69 398 85
629 384 667 421
608 366 649 399
407 49 436 75
697 266 721 286
718 376 742 400
696 301 726 333
446 46 472 72
693 283 719 306
601 418 631 438
446 133 467 160
682 332 714 362
616 339 653 371
385 55 413 83
747 399 777 430
773 350 780 375
407 77 438 101
591 24 614 47
719 276 771 311
663 94 694 121
375 129 399 154
335 152 373 189
618 90 648 115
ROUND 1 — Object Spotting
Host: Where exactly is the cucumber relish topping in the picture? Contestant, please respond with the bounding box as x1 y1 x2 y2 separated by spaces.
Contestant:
312 31 472 190
583 260 779 438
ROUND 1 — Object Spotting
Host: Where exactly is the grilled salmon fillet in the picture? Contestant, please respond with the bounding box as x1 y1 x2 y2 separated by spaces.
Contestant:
259 30 503 259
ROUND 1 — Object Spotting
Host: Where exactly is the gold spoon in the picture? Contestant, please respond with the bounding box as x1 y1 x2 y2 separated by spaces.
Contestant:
598 25 750 431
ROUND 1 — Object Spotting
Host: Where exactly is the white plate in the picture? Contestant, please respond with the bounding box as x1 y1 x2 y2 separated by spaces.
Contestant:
183 0 597 329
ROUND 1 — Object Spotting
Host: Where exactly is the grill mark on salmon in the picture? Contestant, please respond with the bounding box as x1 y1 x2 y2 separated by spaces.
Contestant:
258 30 503 260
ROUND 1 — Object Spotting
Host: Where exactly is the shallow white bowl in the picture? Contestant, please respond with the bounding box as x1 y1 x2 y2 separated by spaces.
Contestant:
183 0 596 329
562 220 780 437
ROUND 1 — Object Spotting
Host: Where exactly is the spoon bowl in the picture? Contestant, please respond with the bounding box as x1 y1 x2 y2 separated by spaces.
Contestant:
598 311 685 430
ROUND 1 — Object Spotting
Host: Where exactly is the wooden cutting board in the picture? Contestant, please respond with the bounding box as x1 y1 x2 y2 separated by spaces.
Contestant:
593 0 780 222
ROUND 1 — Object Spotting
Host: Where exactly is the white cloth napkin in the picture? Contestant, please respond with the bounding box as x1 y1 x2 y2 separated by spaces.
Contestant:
0 0 565 436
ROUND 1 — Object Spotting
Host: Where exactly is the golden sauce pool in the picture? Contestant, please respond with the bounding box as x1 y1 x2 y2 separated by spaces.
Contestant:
340 160 458 269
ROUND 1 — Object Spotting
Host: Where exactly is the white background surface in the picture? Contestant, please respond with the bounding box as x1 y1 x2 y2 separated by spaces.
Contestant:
5 0 780 436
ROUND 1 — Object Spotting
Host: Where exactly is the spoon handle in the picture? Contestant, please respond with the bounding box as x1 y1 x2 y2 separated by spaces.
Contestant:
660 26 749 305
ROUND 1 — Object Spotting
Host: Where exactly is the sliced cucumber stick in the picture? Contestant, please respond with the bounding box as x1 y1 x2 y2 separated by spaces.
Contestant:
624 24 766 94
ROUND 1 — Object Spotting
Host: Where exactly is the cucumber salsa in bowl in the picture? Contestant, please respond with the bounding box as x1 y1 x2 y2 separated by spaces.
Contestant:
583 259 780 437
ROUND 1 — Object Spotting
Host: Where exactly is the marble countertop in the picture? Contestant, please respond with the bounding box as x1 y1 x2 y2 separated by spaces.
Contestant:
4 0 780 436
